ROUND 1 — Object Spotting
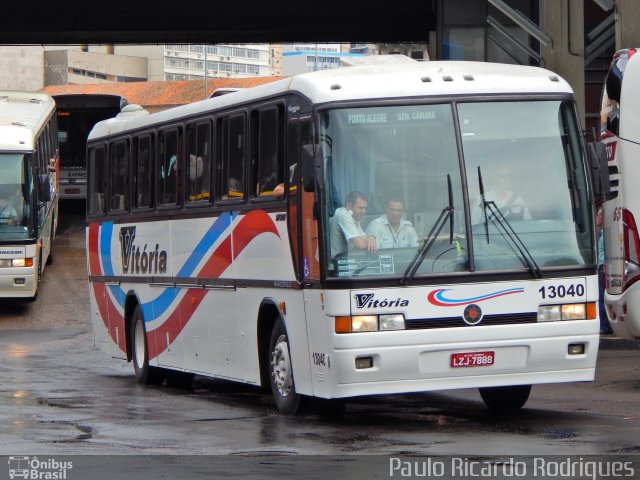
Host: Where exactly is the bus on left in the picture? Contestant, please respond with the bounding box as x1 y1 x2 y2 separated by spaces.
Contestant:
0 91 58 300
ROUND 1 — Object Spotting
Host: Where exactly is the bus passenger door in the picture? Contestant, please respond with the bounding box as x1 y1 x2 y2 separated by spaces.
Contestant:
288 117 320 282
288 116 320 396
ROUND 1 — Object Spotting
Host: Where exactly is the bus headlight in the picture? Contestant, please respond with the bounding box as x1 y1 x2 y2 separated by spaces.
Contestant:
379 314 405 331
11 258 33 267
335 314 406 333
351 315 378 332
537 303 596 321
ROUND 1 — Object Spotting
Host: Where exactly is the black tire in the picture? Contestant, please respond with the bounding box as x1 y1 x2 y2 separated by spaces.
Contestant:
479 384 532 410
268 318 302 414
131 304 164 385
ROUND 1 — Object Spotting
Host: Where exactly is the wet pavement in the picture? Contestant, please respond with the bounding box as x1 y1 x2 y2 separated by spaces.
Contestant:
0 202 639 461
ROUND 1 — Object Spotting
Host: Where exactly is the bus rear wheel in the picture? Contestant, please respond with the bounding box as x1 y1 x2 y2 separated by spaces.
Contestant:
131 305 164 385
479 384 532 410
269 318 302 414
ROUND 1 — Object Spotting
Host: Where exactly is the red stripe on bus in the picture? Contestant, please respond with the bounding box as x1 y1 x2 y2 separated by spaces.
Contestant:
88 222 102 276
232 210 280 259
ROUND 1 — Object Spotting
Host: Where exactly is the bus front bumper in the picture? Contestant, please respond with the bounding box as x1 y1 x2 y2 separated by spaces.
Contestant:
312 325 599 399
0 269 36 299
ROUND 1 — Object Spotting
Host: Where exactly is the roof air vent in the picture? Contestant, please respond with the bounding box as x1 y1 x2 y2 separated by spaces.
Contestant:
421 76 432 82
443 76 454 82
330 84 342 90
463 75 474 81
549 76 559 82
30 98 43 104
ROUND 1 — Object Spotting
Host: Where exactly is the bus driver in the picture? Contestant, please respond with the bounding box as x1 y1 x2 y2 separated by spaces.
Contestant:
366 197 418 249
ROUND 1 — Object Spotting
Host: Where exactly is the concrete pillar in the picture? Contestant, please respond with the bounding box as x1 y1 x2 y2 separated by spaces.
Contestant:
539 0 586 125
615 0 640 49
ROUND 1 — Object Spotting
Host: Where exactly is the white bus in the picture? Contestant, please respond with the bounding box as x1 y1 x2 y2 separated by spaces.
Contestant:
0 91 58 300
87 61 600 414
600 48 640 341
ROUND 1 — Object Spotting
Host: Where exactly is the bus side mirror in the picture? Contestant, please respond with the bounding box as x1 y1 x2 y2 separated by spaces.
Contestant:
38 174 51 202
587 141 610 200
301 144 321 192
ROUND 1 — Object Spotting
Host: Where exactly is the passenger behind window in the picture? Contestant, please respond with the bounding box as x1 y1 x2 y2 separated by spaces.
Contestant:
257 154 284 198
329 191 377 258
188 154 209 201
224 177 243 199
472 164 531 224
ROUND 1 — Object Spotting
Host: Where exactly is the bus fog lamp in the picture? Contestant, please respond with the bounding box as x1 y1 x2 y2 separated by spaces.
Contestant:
355 357 373 369
351 315 378 332
538 305 561 322
568 343 585 355
379 314 405 330
14 278 25 285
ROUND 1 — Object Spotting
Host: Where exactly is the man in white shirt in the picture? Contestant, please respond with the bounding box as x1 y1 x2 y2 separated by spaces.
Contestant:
366 198 418 249
329 191 377 258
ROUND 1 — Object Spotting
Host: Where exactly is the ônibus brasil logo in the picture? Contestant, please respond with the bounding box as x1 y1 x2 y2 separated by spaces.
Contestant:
354 293 409 309
8 456 73 479
119 226 168 275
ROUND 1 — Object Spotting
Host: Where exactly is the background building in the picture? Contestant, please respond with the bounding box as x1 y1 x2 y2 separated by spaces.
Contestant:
164 44 270 80
280 43 362 75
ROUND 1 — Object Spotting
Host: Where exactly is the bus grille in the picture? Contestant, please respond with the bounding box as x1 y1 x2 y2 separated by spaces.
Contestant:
405 312 537 329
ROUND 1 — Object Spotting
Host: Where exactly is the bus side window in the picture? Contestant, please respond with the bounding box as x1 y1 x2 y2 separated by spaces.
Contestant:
158 129 182 206
88 146 106 215
252 105 284 198
186 121 212 203
219 114 245 201
109 140 129 212
134 135 154 209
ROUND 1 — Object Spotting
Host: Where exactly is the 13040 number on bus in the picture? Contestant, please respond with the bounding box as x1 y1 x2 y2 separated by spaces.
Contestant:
538 284 585 299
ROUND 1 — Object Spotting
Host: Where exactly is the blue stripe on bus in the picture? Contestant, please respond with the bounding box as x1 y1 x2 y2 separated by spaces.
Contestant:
176 211 232 277
99 213 237 322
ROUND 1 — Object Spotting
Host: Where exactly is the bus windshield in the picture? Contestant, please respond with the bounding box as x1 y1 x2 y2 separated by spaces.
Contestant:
321 100 594 279
0 153 32 240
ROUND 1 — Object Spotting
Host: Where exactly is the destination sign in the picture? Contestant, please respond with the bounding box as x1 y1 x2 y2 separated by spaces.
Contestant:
345 107 441 126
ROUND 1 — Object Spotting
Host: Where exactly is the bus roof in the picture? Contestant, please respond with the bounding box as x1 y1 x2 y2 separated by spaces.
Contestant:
89 61 574 141
0 91 56 151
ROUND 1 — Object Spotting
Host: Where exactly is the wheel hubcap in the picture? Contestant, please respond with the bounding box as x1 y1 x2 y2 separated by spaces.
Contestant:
134 319 146 369
271 334 292 397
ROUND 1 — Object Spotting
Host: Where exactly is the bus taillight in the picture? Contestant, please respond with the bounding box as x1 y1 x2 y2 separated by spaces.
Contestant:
622 208 640 292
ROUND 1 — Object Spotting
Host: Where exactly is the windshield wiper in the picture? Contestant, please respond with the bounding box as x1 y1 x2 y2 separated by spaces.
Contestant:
478 166 490 243
401 175 454 285
477 168 541 278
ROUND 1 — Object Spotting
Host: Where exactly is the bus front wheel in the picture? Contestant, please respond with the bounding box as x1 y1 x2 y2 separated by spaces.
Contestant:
479 384 532 410
268 318 302 414
131 305 164 385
